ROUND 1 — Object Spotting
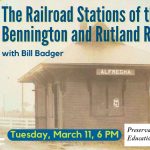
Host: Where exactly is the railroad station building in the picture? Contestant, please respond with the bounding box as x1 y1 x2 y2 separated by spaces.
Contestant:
19 23 150 129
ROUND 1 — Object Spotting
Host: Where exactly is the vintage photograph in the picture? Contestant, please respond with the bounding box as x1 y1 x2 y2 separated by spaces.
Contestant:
0 0 150 149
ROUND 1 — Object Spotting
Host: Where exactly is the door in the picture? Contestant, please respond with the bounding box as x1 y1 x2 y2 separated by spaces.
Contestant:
91 78 124 116
108 79 124 116
91 80 107 116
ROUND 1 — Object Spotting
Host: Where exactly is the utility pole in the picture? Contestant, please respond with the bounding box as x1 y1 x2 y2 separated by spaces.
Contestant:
22 83 24 117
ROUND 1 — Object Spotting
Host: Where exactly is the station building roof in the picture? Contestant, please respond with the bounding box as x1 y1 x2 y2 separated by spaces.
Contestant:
19 23 150 82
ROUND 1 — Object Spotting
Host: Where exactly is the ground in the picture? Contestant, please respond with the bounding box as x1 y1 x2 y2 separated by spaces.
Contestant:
1 140 150 150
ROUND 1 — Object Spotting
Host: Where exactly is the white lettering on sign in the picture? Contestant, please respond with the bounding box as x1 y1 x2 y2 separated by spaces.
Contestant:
96 69 135 76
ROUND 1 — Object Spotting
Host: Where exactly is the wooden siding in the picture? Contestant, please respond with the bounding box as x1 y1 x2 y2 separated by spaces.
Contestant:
35 84 47 128
62 76 149 129
35 72 149 129
124 78 149 123
46 83 55 128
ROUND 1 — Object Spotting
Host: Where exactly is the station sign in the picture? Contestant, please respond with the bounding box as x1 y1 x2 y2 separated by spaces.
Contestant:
96 69 135 76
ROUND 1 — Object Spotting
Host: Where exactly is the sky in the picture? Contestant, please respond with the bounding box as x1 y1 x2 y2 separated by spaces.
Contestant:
0 0 150 112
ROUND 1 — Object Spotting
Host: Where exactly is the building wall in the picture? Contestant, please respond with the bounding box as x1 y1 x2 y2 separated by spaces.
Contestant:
35 72 149 129
35 83 57 128
62 75 149 130
124 77 149 123
35 84 47 128
46 83 55 128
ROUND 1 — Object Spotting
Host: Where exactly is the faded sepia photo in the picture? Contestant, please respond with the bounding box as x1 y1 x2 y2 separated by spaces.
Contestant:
0 0 150 149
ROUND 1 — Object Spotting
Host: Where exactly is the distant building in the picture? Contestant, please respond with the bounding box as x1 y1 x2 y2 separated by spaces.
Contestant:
19 23 150 129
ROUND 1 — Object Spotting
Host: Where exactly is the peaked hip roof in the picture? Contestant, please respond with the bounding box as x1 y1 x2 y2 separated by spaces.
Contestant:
43 43 150 65
19 22 150 82
19 42 150 83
